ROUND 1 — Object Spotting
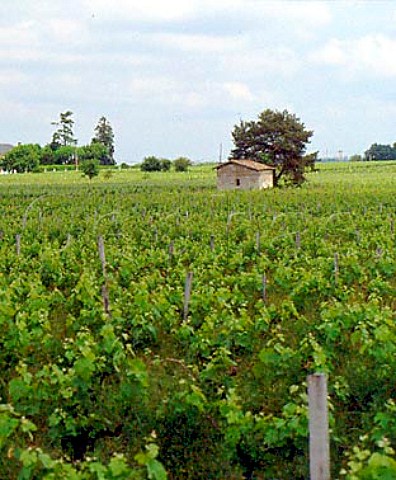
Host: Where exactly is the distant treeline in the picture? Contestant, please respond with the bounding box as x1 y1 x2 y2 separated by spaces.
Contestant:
0 112 115 173
362 142 396 161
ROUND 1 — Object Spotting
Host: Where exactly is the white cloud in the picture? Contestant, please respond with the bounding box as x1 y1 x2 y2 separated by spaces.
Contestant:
311 34 396 77
83 0 332 27
311 39 346 65
0 70 27 86
146 32 244 53
128 76 178 97
224 82 254 101
83 0 196 22
258 1 332 27
46 19 89 45
0 21 38 47
222 46 301 77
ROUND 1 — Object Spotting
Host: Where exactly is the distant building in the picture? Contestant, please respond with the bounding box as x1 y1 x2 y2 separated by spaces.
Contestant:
0 144 14 156
216 159 275 190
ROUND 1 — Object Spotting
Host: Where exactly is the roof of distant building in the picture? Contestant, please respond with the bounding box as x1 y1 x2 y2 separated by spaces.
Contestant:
216 159 275 171
0 144 14 155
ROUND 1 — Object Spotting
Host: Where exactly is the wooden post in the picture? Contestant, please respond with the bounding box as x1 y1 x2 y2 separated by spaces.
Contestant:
183 271 193 321
168 241 174 262
262 273 267 303
65 233 72 248
296 231 301 250
16 234 21 256
210 235 215 251
102 284 110 316
97 235 110 317
334 253 339 285
98 235 106 277
308 373 330 480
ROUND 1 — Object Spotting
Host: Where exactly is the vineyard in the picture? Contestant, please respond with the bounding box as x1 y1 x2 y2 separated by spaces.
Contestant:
1 162 396 479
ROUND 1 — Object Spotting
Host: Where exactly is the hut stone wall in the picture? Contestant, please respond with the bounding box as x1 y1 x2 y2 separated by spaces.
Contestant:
217 163 274 190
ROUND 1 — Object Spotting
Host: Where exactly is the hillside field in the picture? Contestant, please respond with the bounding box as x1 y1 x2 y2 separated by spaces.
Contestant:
1 161 396 479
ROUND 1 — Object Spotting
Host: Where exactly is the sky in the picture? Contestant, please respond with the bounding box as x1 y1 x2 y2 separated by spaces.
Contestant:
1 0 396 163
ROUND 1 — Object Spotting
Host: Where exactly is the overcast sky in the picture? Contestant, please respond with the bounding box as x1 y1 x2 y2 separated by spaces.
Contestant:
1 0 396 163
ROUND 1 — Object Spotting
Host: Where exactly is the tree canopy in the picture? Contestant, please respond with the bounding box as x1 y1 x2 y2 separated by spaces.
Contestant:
230 108 316 186
173 157 192 172
141 156 162 172
78 143 109 165
1 144 41 173
364 143 396 161
92 116 115 165
51 111 77 149
80 158 100 180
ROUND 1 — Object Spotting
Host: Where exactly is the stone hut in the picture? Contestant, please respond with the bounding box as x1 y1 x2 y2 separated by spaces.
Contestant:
216 159 275 190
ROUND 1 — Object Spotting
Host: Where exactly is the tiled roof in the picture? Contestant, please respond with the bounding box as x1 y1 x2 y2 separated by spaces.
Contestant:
216 159 275 171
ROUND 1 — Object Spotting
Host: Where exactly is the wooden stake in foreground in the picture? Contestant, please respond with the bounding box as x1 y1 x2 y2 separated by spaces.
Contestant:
16 234 21 256
308 373 330 480
97 235 111 317
262 273 267 303
183 271 193 321
98 235 106 277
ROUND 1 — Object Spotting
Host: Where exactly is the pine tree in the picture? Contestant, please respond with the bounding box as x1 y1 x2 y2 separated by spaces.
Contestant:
51 111 77 149
92 116 115 165
231 109 316 186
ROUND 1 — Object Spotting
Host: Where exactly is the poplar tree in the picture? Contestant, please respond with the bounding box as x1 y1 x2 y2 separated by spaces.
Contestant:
92 116 115 165
51 111 77 149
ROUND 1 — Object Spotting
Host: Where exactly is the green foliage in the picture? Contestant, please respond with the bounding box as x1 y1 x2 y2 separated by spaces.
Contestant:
0 162 396 477
53 145 76 165
80 158 100 179
230 108 316 185
159 159 171 172
349 154 363 162
39 145 55 165
1 144 41 173
358 453 396 479
365 143 396 161
92 116 115 165
173 157 192 172
78 143 109 166
141 156 162 172
51 110 77 149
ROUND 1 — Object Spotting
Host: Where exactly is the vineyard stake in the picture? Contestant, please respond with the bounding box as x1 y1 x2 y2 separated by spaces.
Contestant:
16 234 21 256
308 373 330 480
168 241 174 263
183 271 193 321
98 235 106 277
333 253 339 285
97 235 111 317
210 234 215 251
102 284 111 316
262 273 267 303
296 231 301 250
